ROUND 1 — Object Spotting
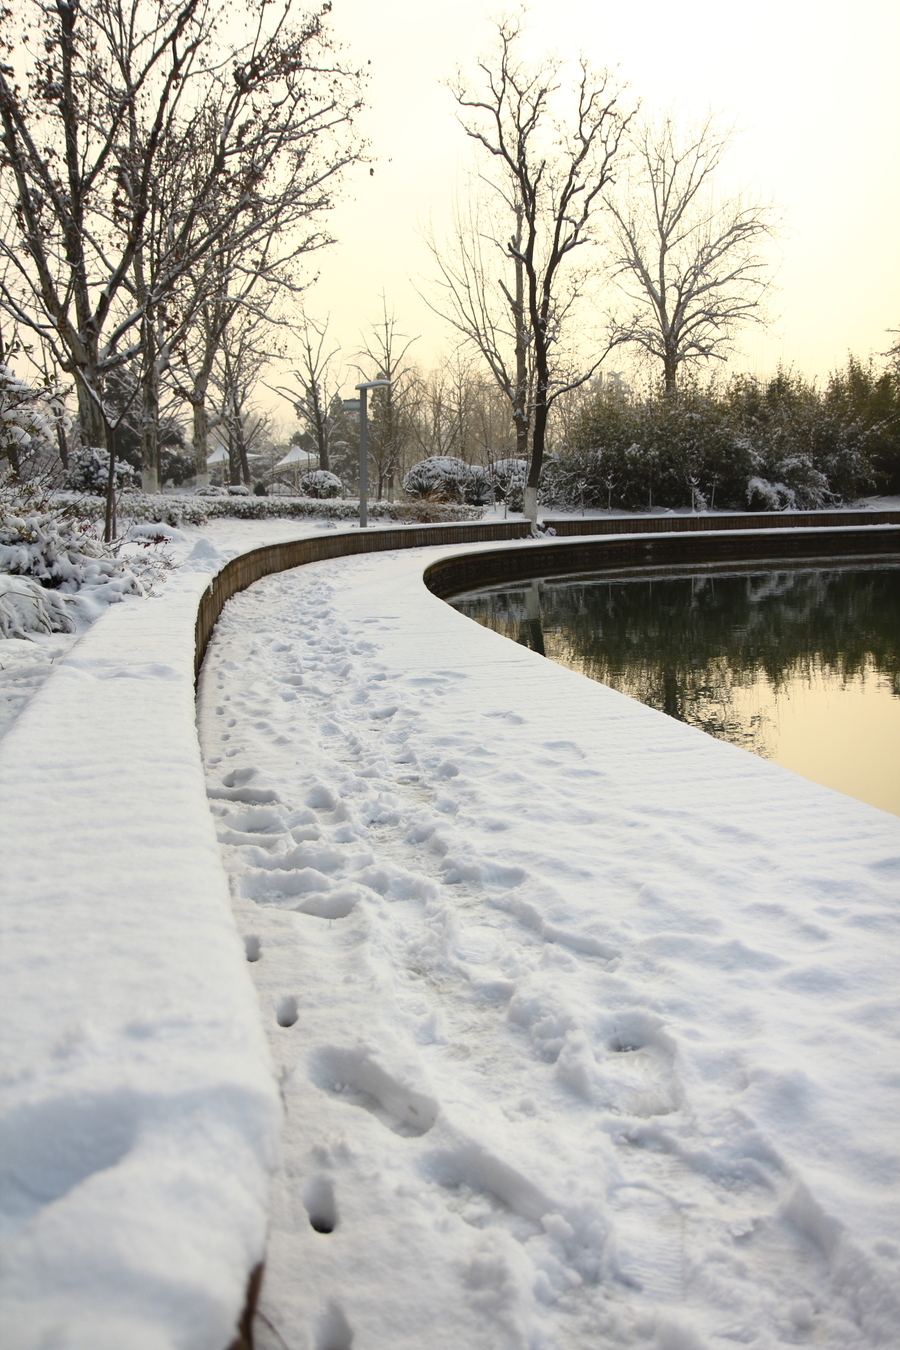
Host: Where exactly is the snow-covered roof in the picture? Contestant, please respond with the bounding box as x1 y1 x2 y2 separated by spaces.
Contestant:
275 446 318 468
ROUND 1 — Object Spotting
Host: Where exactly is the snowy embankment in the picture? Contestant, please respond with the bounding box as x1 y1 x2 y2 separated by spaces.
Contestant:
196 541 900 1350
0 518 351 1350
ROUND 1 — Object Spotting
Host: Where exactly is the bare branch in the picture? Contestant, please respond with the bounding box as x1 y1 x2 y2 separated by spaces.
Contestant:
605 115 779 393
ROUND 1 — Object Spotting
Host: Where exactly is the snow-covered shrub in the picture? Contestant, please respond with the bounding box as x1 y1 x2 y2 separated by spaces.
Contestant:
772 456 830 508
0 481 148 636
300 469 342 499
402 456 471 502
201 495 484 523
491 457 528 510
71 491 485 526
746 476 795 511
464 465 493 505
0 363 69 478
117 494 212 527
0 574 74 637
64 445 138 494
196 484 226 497
227 483 250 496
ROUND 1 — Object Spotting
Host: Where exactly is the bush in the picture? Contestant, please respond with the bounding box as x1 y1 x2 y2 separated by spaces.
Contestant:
67 492 486 528
464 465 493 505
0 362 69 479
402 456 471 502
490 458 528 510
0 480 148 636
300 469 342 499
746 476 794 511
553 368 884 514
64 446 138 494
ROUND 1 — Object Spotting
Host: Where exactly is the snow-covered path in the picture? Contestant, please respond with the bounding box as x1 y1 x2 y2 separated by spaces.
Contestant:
197 544 900 1350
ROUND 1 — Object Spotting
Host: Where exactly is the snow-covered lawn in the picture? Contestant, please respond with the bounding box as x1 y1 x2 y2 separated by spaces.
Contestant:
197 543 900 1350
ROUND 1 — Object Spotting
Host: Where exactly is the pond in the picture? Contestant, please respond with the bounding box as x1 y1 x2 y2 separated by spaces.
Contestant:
450 561 900 817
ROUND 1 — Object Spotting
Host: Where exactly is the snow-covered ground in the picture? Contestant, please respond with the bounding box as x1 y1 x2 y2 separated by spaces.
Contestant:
2 510 899 1350
0 518 350 1349
196 542 900 1350
0 515 368 743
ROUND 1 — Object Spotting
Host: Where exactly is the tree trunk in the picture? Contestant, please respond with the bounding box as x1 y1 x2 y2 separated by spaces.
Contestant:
56 422 69 470
525 391 548 528
104 417 118 542
140 328 160 494
312 384 329 471
239 439 251 486
192 399 210 487
75 372 107 450
512 211 531 467
227 442 240 487
663 349 678 396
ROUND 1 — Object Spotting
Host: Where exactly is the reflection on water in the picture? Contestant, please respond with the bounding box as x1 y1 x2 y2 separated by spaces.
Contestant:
451 563 900 816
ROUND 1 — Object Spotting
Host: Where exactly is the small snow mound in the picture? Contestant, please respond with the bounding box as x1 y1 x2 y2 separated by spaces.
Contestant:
185 537 221 563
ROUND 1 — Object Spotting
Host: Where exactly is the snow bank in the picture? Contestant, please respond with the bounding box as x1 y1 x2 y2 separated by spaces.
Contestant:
197 540 900 1350
0 537 286 1350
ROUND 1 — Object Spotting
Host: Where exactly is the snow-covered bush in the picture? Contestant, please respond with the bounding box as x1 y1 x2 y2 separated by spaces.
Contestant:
402 456 471 502
0 574 74 637
464 465 493 505
300 469 342 499
746 476 794 511
64 445 138 494
196 484 226 497
65 491 485 527
226 483 250 496
491 457 528 510
0 363 70 478
0 481 148 637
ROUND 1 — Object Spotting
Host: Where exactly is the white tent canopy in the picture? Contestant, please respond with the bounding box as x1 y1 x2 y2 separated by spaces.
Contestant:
275 446 317 469
206 446 228 465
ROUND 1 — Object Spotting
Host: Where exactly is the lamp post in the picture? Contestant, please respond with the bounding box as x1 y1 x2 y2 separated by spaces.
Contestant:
344 379 390 528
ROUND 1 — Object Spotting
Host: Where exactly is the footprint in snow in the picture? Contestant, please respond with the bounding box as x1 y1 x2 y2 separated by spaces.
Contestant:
314 1299 354 1347
303 1175 338 1234
276 995 299 1028
311 1045 438 1137
593 1010 683 1118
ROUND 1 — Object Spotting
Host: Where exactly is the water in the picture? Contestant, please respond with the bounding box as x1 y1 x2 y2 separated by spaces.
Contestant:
450 561 900 817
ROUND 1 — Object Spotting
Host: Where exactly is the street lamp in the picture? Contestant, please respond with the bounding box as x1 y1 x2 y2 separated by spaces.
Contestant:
343 379 390 528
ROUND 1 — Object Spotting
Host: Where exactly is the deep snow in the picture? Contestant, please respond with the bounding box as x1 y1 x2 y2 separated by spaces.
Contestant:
197 542 900 1350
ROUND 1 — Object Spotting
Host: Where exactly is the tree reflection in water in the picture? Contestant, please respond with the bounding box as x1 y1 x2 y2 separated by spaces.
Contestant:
452 563 900 759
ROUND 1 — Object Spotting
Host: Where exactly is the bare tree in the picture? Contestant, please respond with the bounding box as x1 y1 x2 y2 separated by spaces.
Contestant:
450 17 631 524
421 188 532 465
606 116 777 394
213 309 276 487
356 301 419 500
269 311 343 472
0 0 364 502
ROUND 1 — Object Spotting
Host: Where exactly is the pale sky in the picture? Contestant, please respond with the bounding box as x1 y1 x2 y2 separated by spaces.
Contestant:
286 0 899 394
